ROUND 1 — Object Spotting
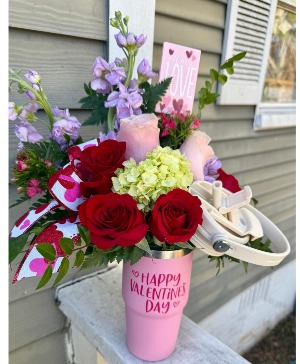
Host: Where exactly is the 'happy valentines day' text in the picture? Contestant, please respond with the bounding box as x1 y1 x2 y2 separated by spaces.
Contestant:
130 271 187 314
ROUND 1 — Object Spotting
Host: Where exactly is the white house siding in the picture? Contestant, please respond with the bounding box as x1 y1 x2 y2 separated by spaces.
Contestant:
9 0 296 362
153 0 295 324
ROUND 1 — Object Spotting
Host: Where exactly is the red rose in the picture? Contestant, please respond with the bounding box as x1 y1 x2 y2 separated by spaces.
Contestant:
80 139 126 175
148 188 203 244
78 193 148 250
217 168 241 193
79 140 126 197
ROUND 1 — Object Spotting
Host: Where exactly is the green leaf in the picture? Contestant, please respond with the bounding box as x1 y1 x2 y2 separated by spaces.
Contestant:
210 69 219 82
175 242 194 250
204 93 220 104
220 59 233 70
53 258 70 286
9 233 31 264
73 250 85 267
130 246 145 265
251 197 259 206
242 261 249 273
80 249 108 270
36 243 56 262
135 238 152 256
79 84 109 126
140 77 172 113
230 51 247 62
77 225 91 245
218 74 228 85
36 265 52 290
205 80 212 92
59 237 74 255
226 67 234 75
199 87 208 98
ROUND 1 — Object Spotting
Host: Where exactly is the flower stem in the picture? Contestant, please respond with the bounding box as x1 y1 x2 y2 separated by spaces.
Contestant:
107 107 116 131
125 53 135 87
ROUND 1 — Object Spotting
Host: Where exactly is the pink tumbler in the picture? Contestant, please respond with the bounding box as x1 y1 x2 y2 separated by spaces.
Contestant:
122 249 193 361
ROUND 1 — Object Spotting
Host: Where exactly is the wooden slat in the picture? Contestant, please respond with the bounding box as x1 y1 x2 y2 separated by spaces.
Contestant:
234 161 295 186
9 29 106 109
9 331 66 364
9 288 65 351
156 0 225 29
154 14 223 53
220 148 295 174
9 0 107 41
211 134 296 159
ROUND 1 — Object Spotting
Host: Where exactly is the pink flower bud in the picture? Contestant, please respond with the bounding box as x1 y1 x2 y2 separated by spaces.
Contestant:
116 113 160 163
180 131 215 181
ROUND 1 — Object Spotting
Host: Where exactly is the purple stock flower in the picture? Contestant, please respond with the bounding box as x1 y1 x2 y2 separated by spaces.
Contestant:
24 70 41 84
105 82 143 122
114 32 147 50
50 115 81 150
99 130 117 142
9 102 19 120
91 57 126 94
204 156 222 183
137 59 157 82
91 78 111 94
18 103 39 122
14 121 43 144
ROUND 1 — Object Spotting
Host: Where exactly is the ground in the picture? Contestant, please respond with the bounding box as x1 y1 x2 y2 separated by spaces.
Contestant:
242 314 296 364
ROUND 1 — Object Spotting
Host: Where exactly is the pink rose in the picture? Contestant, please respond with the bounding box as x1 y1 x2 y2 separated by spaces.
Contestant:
180 131 215 181
116 113 160 163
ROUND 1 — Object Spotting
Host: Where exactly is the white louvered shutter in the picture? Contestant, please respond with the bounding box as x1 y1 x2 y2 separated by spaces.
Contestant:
218 0 278 105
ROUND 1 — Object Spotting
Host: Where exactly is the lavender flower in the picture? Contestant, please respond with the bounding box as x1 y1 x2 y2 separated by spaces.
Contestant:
50 115 81 150
18 103 39 122
204 156 222 183
105 82 143 121
24 70 41 84
91 57 126 93
137 59 157 83
9 102 19 120
99 130 117 142
91 78 111 94
14 121 44 144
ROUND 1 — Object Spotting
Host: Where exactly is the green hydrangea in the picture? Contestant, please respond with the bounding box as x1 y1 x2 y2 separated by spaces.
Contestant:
112 146 193 212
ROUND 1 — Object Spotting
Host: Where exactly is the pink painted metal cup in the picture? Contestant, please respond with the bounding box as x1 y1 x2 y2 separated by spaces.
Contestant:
122 249 193 361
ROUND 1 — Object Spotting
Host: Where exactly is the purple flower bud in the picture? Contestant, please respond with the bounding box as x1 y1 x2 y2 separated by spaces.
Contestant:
126 33 136 45
24 70 41 84
114 32 127 48
135 34 147 47
137 59 157 81
25 90 36 100
9 102 19 120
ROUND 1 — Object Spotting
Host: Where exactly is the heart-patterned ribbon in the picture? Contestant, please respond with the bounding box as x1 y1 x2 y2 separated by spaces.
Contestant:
10 138 100 282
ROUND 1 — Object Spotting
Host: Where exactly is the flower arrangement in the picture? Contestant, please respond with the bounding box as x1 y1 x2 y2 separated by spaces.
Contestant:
8 11 273 289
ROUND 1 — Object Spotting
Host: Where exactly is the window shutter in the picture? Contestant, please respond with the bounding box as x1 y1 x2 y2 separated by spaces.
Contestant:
218 0 278 105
